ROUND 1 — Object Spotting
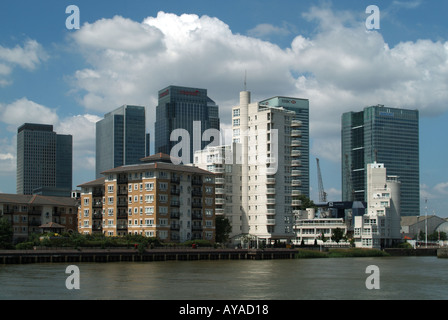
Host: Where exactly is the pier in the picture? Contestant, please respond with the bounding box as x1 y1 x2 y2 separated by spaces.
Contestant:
0 248 300 264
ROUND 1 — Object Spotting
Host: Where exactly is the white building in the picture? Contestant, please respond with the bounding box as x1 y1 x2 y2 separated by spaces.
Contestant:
196 90 306 246
354 162 401 249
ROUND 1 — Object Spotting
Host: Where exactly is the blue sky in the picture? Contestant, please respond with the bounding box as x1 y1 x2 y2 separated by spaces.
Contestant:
1 0 447 217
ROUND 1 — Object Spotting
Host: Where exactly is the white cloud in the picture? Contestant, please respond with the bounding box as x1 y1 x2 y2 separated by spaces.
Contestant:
64 7 448 168
247 23 291 39
0 97 59 128
0 39 48 86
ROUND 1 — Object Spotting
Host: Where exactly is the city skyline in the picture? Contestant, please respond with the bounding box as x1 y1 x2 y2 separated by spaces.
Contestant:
0 1 447 216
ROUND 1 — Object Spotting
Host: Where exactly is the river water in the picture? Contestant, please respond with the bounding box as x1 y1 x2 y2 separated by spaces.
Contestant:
1 256 447 300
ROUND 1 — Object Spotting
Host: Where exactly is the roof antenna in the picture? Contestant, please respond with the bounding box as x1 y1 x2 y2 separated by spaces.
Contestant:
244 70 247 91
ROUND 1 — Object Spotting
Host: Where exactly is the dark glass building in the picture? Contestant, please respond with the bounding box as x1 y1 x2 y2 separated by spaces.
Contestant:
155 85 220 164
342 105 420 216
17 123 73 196
96 105 149 178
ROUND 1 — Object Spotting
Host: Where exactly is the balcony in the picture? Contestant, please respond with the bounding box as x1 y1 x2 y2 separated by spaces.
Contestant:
170 211 180 219
191 190 203 197
117 224 127 231
215 198 225 205
291 200 302 206
291 160 302 167
215 178 225 185
266 178 276 184
192 213 203 220
213 167 225 174
265 157 276 164
291 120 302 127
291 180 302 187
291 170 302 176
291 130 302 137
170 188 180 195
215 208 225 215
266 219 276 225
192 202 203 208
291 150 301 157
266 167 277 175
215 188 225 195
192 179 203 186
170 200 180 207
266 198 276 205
267 209 276 215
171 177 180 184
266 188 276 195
170 224 180 231
291 140 302 147
291 190 301 196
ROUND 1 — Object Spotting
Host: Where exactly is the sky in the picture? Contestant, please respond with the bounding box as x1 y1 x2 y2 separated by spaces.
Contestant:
0 0 447 217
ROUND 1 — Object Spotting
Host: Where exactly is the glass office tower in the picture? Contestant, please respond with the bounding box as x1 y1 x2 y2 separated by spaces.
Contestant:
96 105 149 178
155 85 220 164
258 96 310 198
17 123 73 195
342 105 420 216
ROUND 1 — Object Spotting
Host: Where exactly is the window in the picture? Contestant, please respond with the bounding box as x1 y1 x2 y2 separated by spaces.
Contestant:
108 185 114 193
159 182 168 191
145 207 154 215
159 207 168 215
145 183 154 191
233 109 240 117
233 119 240 127
145 195 154 203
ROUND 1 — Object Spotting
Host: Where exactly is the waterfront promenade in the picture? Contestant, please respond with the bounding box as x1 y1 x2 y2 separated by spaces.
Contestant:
0 247 300 264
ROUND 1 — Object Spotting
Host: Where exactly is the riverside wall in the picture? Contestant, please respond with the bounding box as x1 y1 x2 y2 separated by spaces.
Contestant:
0 248 300 264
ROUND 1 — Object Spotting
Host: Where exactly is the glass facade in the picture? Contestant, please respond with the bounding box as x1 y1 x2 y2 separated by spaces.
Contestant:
96 105 148 178
17 123 72 195
155 86 220 163
342 106 420 216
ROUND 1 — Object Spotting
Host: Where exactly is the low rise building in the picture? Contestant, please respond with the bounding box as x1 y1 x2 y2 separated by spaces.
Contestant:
0 193 78 242
78 153 216 243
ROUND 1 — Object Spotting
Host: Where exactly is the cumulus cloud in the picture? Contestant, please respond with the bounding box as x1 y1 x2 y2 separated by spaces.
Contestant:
0 39 48 86
63 7 448 167
0 97 59 128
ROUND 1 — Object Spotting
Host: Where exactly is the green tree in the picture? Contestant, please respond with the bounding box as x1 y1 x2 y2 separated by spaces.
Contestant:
0 217 13 249
215 216 232 243
298 195 317 210
331 228 345 243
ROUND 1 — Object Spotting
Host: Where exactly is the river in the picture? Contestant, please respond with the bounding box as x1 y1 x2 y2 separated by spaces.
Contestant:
0 256 447 300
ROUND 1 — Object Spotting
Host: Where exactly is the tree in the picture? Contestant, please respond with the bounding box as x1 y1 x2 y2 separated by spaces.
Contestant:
0 217 13 249
298 195 317 210
331 228 345 243
215 216 232 243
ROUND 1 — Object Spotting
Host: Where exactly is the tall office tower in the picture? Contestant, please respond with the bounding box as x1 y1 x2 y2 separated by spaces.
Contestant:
342 105 420 216
229 90 306 245
258 96 310 198
17 123 73 196
155 85 220 163
96 105 149 178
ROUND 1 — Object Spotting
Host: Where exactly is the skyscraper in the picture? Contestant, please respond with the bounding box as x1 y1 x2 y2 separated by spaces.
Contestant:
96 105 149 178
342 105 420 216
155 85 220 163
258 96 310 198
17 123 73 196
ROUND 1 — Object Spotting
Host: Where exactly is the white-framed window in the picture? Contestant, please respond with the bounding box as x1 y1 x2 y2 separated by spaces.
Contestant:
145 206 154 215
145 195 154 203
108 185 114 193
145 183 154 191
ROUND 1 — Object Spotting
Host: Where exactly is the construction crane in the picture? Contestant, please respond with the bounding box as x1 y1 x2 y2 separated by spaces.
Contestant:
316 158 327 203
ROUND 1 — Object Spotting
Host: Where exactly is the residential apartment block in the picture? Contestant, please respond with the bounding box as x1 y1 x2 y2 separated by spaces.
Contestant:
354 162 401 249
0 194 78 242
194 90 307 246
78 153 216 242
